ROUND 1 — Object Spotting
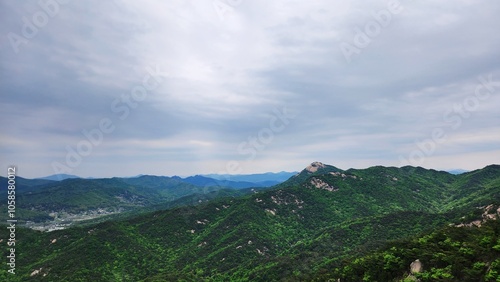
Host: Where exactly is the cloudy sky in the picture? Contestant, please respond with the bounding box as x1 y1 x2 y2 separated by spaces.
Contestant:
1 0 499 178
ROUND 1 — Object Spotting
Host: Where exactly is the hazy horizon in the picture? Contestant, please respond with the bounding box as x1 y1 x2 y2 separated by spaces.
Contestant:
1 161 492 180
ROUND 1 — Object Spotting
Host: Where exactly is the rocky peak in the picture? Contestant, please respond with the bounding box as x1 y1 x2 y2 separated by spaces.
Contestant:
305 162 326 173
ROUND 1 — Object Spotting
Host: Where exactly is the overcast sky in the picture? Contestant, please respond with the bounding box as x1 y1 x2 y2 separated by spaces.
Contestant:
1 0 499 178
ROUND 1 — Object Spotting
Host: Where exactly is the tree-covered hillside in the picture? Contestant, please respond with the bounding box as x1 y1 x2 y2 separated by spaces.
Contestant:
0 163 498 281
326 207 500 282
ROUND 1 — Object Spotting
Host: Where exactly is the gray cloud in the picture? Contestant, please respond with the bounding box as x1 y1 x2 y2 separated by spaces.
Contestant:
1 0 499 178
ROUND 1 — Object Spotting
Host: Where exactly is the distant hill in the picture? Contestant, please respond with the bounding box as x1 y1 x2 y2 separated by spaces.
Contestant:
0 176 55 192
1 162 498 281
0 171 293 224
203 171 297 183
0 175 229 223
179 175 282 189
34 172 296 187
447 169 469 175
36 174 80 181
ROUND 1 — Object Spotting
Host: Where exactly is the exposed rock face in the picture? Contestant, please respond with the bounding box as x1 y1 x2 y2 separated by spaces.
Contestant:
265 209 276 216
309 177 338 192
305 162 326 173
455 204 500 228
31 268 43 277
410 259 423 274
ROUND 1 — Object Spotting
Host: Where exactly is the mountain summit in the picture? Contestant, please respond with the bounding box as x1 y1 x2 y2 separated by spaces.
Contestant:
282 161 343 187
305 161 327 173
302 161 342 174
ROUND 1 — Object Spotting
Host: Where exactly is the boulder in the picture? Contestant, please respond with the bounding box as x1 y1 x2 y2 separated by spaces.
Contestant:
410 259 423 274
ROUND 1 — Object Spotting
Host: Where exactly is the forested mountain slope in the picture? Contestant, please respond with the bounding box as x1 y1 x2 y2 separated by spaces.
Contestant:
0 163 498 281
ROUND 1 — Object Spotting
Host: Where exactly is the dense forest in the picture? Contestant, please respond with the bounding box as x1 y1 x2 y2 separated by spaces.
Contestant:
1 163 499 281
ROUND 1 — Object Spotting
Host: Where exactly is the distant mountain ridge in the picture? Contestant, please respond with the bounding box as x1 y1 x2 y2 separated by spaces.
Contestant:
203 171 297 183
446 169 469 175
36 173 80 181
0 175 229 224
34 169 468 182
0 171 294 225
34 171 297 184
178 175 286 189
